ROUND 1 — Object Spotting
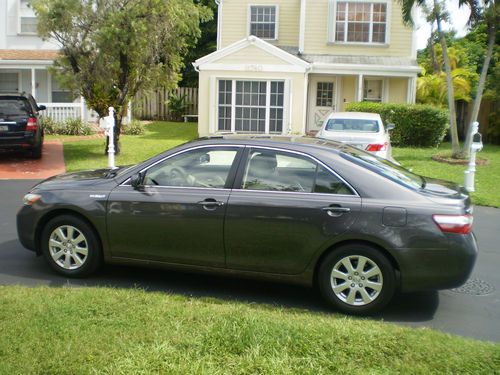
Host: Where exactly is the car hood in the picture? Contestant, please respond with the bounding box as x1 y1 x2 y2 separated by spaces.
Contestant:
32 167 127 191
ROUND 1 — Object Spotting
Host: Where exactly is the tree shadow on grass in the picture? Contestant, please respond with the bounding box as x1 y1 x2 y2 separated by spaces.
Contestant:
138 122 198 141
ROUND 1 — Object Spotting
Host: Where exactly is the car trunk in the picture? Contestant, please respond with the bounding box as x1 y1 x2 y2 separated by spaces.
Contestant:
421 177 472 214
329 133 382 151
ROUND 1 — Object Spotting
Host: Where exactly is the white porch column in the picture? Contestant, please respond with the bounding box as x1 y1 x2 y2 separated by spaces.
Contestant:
47 71 52 102
357 74 364 102
31 68 36 98
407 77 417 104
80 96 85 122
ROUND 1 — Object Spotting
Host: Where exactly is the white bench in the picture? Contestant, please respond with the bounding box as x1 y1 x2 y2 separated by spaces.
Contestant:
183 115 199 123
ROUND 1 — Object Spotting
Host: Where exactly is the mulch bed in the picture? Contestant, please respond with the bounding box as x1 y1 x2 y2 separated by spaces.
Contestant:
431 153 489 166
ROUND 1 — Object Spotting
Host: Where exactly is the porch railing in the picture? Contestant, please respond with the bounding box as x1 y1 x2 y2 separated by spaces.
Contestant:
39 102 84 122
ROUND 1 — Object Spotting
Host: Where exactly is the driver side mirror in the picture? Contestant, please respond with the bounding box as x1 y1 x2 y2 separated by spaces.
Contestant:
38 105 46 111
130 172 144 189
386 123 395 132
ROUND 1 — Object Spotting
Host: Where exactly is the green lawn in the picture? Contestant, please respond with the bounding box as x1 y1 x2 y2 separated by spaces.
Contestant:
47 121 198 172
0 286 498 374
51 123 500 207
393 143 500 207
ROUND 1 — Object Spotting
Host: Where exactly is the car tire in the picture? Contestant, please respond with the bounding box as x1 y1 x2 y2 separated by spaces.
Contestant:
318 244 396 315
31 143 42 159
40 215 102 277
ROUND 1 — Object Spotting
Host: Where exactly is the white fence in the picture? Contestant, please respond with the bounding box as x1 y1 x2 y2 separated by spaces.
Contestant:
39 102 85 122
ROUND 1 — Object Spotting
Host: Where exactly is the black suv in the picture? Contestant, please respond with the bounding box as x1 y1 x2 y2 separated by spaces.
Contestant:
0 93 46 158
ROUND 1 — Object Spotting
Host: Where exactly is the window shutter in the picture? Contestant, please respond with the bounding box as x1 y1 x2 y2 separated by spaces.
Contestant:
327 0 336 43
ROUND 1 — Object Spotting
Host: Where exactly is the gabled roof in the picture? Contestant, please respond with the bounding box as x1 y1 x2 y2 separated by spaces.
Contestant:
194 36 311 72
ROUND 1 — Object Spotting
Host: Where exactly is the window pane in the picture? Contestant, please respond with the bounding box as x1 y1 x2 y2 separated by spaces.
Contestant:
316 82 334 107
218 80 233 131
363 79 383 102
242 150 317 192
250 6 276 39
144 148 238 188
21 17 38 33
336 2 386 43
314 165 354 195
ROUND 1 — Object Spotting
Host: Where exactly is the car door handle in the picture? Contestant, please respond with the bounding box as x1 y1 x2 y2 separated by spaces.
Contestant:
322 206 351 217
197 199 224 208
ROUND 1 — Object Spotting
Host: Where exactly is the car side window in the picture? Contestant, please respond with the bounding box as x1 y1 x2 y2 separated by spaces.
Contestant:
144 147 238 188
314 165 354 195
242 149 317 192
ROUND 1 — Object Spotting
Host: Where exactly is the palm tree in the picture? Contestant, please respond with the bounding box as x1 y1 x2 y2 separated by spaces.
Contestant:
462 0 499 157
399 0 461 157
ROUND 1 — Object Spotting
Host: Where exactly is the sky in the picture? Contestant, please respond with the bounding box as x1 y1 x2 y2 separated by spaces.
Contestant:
415 0 472 50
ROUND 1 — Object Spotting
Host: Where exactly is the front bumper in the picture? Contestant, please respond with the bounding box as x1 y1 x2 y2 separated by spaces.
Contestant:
17 205 39 253
396 232 478 292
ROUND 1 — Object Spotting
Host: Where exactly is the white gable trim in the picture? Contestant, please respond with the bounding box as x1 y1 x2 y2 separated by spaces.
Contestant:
194 36 310 71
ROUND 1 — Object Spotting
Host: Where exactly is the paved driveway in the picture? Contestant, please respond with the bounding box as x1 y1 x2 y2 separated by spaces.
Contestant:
0 141 65 179
1 179 499 342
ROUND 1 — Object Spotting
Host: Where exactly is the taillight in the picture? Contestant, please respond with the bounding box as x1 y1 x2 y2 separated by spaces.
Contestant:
432 214 473 234
26 117 38 131
366 142 388 152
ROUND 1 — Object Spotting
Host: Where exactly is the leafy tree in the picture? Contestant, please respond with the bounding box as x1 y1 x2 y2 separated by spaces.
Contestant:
33 0 211 154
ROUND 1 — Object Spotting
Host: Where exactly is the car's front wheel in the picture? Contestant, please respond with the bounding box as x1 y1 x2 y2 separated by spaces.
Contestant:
41 215 102 277
318 244 396 315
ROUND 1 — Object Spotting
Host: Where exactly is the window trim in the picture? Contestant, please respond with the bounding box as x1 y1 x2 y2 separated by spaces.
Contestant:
18 0 38 36
216 78 288 135
327 0 391 46
363 77 386 102
234 145 359 197
247 4 279 41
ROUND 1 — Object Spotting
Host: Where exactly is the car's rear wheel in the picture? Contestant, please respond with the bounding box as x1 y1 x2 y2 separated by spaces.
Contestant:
318 244 396 315
31 143 42 159
41 215 102 277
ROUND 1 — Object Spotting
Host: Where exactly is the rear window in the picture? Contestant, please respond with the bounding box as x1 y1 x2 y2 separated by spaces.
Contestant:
0 98 31 116
325 118 379 133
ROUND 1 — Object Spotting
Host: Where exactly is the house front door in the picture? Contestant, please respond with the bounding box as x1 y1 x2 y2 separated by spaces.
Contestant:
307 77 338 132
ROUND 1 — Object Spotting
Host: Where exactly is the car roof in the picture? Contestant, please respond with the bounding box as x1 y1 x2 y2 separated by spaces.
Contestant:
0 92 31 99
327 112 382 120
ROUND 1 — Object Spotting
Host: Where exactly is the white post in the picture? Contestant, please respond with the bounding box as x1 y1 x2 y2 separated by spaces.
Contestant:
107 107 116 169
464 121 482 192
31 68 36 98
80 96 85 122
127 101 132 124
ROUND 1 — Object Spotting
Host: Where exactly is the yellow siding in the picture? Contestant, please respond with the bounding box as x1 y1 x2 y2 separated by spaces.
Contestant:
216 44 291 65
388 77 408 103
220 0 300 48
198 70 307 136
340 76 356 110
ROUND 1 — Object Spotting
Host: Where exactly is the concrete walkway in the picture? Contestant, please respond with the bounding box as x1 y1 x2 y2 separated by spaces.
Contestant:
0 141 66 179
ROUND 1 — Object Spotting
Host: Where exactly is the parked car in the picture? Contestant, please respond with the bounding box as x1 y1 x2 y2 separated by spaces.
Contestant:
0 93 46 158
17 136 477 315
316 112 395 161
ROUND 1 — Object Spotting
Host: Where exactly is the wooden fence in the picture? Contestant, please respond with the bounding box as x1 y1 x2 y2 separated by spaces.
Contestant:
133 87 198 121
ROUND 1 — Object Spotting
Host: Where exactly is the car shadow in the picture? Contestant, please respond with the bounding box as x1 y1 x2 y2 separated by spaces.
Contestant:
1 238 439 323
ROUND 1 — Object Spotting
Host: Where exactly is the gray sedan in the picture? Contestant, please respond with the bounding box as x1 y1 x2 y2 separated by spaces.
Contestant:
17 136 477 315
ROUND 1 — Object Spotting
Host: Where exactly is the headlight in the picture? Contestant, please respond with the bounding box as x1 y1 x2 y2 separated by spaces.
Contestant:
23 193 42 206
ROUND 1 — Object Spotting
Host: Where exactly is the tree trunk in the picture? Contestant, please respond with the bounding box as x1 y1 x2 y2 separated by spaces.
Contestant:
429 26 440 73
462 16 497 158
434 0 461 157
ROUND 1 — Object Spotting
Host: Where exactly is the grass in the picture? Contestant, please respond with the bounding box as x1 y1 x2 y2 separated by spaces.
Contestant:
0 285 498 374
393 143 500 207
50 123 500 207
47 121 198 172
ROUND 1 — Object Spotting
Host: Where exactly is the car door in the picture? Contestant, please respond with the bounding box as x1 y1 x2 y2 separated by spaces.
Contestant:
107 145 243 267
224 147 361 275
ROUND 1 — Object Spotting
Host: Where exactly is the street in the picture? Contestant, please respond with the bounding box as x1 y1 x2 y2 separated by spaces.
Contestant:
1 179 499 342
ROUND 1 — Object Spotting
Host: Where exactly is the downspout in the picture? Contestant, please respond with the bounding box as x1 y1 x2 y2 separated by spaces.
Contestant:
298 0 306 54
215 0 223 50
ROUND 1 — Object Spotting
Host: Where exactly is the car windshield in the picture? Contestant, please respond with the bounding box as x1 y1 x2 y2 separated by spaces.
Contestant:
325 118 379 133
340 146 424 189
0 98 31 116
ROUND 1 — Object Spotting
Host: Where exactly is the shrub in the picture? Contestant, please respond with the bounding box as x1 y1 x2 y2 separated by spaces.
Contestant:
122 119 145 135
168 93 190 122
345 102 449 147
63 118 94 136
41 117 94 136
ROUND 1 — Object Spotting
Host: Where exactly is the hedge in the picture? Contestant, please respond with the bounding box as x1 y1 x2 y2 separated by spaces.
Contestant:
345 102 449 147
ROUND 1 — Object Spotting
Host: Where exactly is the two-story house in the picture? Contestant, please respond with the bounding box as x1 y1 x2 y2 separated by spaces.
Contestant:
194 0 420 136
0 0 91 121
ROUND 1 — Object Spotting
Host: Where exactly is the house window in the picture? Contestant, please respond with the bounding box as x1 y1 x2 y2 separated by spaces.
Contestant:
0 73 19 93
249 6 278 39
316 82 335 107
335 2 387 44
51 76 74 103
363 79 383 102
19 0 38 34
217 79 285 134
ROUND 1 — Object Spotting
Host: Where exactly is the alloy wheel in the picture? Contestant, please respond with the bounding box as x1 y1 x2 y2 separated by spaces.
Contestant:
48 225 89 270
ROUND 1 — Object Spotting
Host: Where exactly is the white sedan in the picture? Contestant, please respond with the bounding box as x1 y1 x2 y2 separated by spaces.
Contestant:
316 112 395 162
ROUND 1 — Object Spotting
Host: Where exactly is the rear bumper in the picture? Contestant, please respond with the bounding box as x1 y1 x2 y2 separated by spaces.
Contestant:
396 232 478 292
0 133 39 150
